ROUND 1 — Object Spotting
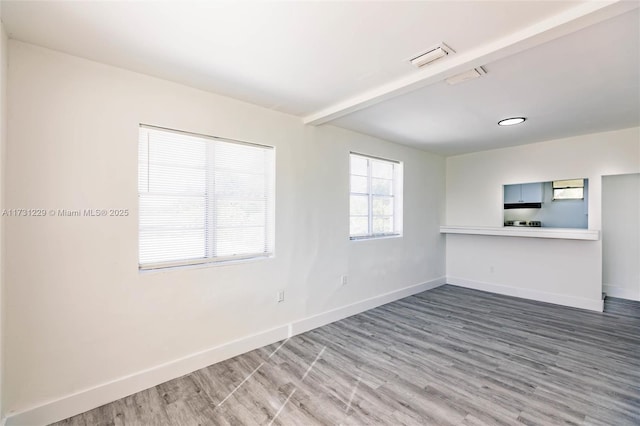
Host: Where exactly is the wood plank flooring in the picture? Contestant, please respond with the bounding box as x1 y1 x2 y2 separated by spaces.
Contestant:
604 296 640 320
52 285 640 425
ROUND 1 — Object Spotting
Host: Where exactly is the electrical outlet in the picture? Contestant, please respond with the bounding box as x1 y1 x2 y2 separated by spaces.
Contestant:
340 275 348 285
277 290 285 303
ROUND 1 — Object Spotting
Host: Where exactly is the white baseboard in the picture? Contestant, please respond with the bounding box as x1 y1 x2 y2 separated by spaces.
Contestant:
603 284 640 301
291 276 447 336
5 325 289 426
447 276 604 312
4 277 446 426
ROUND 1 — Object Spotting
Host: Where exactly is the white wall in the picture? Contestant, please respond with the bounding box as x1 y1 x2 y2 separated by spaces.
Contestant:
3 41 446 424
446 127 640 310
0 11 7 422
602 173 640 301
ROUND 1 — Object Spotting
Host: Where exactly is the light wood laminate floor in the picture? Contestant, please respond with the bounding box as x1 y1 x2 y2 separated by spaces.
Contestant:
52 285 640 425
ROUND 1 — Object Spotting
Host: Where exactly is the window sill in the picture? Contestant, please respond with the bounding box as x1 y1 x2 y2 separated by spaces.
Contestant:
350 233 402 242
139 254 273 274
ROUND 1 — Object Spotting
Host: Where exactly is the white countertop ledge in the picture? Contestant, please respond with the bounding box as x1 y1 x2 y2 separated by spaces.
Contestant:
440 226 600 241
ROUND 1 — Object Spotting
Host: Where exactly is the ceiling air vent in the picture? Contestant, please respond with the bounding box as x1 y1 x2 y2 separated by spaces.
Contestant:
409 43 455 68
446 67 487 85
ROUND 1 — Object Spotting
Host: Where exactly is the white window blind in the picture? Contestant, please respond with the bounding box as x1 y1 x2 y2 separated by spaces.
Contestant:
349 153 403 239
138 125 275 269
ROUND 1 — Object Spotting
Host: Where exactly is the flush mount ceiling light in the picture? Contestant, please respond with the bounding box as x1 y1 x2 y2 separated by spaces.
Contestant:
409 43 455 68
498 117 526 126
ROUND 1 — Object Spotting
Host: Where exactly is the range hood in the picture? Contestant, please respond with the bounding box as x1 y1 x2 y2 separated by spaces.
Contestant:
504 202 542 209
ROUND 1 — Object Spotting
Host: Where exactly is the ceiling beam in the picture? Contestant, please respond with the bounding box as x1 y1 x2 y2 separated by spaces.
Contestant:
303 0 638 126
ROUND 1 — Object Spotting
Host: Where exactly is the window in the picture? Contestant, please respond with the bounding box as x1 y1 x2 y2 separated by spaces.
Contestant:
552 179 584 200
138 125 275 270
349 153 403 239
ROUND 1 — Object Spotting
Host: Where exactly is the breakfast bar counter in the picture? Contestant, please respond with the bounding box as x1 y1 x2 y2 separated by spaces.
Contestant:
440 226 600 241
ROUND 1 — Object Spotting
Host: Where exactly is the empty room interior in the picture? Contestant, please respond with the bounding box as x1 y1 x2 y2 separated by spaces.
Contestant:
0 1 639 425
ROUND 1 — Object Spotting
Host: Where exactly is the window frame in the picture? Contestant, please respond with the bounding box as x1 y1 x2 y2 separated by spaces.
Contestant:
349 152 403 240
138 124 275 271
552 178 585 201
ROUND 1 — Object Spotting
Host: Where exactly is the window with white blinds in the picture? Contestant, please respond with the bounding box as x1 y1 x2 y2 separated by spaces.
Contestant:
138 125 275 270
349 153 403 239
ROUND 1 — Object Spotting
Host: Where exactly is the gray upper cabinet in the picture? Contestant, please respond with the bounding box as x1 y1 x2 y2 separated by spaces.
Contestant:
521 182 543 202
504 183 543 203
504 184 522 203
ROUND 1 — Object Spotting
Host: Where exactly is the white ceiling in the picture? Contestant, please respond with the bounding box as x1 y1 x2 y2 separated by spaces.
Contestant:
333 8 640 155
2 1 639 155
